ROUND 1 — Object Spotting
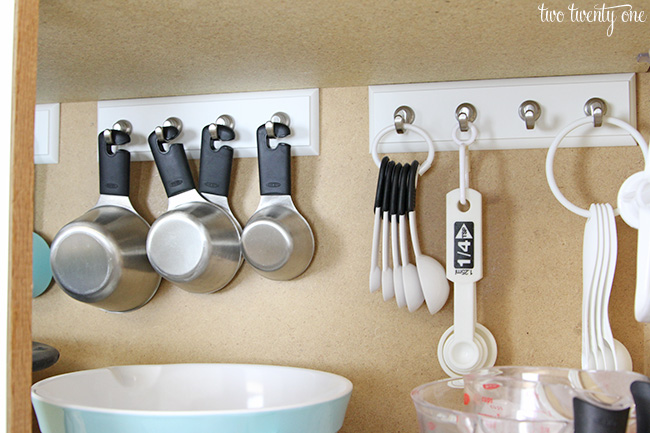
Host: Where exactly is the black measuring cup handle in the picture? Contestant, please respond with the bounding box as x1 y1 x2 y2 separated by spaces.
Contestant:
256 122 292 196
147 129 196 198
98 129 131 197
198 124 234 198
573 397 629 433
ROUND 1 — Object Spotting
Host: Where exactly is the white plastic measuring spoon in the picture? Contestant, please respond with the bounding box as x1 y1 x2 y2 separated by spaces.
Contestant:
593 204 610 369
390 164 407 308
369 157 389 293
381 161 395 301
438 188 497 377
618 171 650 322
406 161 449 315
601 203 632 370
398 163 424 312
582 204 599 370
588 204 605 369
598 203 616 370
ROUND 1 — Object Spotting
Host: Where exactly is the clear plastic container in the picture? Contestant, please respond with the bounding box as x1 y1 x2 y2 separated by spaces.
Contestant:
411 367 649 433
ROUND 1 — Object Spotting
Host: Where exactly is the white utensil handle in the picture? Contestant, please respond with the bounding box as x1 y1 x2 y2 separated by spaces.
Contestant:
636 207 650 322
370 208 381 269
399 214 410 265
446 188 483 284
454 281 477 344
408 211 422 257
382 211 390 269
391 217 401 267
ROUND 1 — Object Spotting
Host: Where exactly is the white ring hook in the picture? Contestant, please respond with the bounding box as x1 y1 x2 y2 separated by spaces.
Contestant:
452 123 478 205
546 115 649 218
371 123 435 176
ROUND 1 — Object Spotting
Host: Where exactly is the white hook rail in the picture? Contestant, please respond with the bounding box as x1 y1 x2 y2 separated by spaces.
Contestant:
369 73 636 154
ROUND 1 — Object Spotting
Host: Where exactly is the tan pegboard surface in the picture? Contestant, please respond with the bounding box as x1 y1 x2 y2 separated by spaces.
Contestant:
33 77 649 432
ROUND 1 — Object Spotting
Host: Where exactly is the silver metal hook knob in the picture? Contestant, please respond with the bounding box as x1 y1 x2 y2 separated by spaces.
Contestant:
455 103 477 132
518 100 541 130
155 117 183 142
209 115 235 140
103 119 132 145
584 98 608 128
393 105 415 134
266 112 290 139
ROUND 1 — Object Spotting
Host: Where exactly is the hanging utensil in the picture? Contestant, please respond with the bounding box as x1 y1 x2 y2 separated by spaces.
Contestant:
241 121 314 280
369 157 389 293
381 161 395 301
406 160 449 315
50 122 161 312
390 163 406 308
398 163 424 312
146 120 241 293
438 187 497 377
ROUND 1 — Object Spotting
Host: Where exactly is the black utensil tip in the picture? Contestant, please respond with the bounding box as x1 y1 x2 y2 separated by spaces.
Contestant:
381 161 395 219
374 156 389 210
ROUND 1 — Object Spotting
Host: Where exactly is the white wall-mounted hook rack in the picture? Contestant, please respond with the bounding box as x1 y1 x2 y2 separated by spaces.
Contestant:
369 73 636 153
98 88 319 161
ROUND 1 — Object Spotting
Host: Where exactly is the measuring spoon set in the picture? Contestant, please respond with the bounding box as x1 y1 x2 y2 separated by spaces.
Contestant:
545 111 650 371
369 156 449 314
582 203 632 371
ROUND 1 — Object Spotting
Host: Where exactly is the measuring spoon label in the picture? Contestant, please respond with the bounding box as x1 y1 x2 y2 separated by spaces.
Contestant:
446 188 483 283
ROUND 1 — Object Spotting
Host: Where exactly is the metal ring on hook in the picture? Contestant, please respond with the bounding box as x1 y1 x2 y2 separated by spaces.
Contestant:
545 115 649 218
371 123 435 176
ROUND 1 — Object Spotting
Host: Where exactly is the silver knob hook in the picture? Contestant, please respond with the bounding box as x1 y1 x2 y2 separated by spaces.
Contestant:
393 105 415 134
209 114 235 140
266 112 290 139
584 98 608 128
455 103 477 132
155 117 183 143
518 100 541 130
103 119 132 145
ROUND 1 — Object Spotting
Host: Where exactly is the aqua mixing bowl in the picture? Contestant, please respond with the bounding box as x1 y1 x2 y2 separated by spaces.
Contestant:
412 367 649 433
32 363 353 433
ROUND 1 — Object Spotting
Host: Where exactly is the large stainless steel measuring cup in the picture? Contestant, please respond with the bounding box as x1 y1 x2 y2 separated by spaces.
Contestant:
241 122 314 280
50 125 161 312
145 122 241 293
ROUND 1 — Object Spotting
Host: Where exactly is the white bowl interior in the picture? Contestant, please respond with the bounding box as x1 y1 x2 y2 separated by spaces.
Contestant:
32 363 353 413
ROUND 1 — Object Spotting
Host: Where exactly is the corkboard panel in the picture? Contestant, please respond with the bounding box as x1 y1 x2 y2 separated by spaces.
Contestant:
33 76 650 432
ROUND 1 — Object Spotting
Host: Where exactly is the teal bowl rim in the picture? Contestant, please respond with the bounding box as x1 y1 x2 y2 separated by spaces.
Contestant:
32 363 353 417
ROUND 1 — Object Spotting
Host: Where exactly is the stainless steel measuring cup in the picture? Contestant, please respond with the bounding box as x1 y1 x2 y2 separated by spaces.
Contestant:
241 121 314 280
50 124 161 312
145 122 241 293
